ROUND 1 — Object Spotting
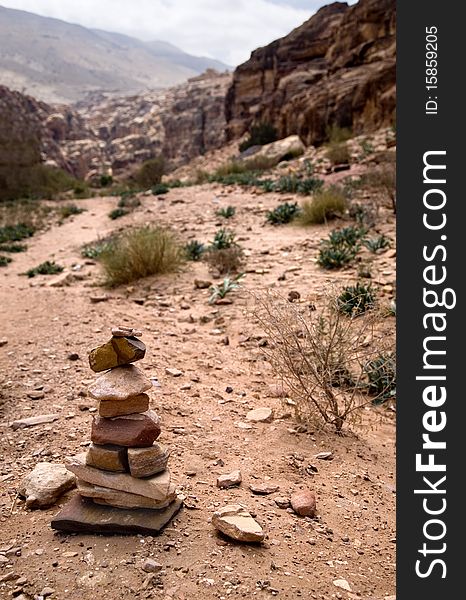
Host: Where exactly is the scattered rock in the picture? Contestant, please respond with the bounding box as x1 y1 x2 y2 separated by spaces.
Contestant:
11 414 59 430
165 367 183 377
315 451 333 460
39 587 55 597
288 290 301 302
246 407 273 423
249 483 279 495
333 579 352 592
27 390 45 400
217 470 242 489
290 489 316 516
212 504 264 543
88 365 152 401
194 279 212 289
90 295 110 303
0 338 8 347
67 352 80 361
91 411 161 447
142 558 163 573
89 336 146 372
47 272 74 287
274 496 290 509
18 462 76 508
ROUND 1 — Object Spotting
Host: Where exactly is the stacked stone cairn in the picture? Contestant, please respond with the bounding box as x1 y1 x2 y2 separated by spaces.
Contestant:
52 326 182 535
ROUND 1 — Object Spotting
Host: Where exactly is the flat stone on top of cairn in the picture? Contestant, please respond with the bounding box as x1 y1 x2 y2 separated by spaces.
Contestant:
51 326 183 535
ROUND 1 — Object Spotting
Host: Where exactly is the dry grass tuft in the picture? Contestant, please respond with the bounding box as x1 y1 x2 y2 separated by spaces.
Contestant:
205 246 245 275
299 187 347 225
252 289 395 432
99 225 184 287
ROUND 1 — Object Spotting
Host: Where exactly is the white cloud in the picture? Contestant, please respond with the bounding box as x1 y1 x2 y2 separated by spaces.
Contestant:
0 0 317 64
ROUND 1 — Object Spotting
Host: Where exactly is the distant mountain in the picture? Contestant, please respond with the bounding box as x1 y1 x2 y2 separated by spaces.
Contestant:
0 5 230 104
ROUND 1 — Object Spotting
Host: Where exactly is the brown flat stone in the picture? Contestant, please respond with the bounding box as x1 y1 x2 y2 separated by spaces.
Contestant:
89 337 146 373
127 443 170 478
111 326 143 338
98 394 149 417
249 483 279 495
86 444 128 472
88 365 152 402
91 411 161 447
51 494 182 535
66 454 171 501
76 480 177 509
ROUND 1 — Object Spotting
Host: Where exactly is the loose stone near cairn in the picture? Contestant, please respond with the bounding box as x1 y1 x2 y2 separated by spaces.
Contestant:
51 326 183 535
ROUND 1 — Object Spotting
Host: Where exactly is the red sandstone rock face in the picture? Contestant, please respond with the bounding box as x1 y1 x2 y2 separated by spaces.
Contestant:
225 0 396 146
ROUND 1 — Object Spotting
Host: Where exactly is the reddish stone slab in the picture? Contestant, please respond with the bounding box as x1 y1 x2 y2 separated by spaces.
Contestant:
91 411 161 447
51 494 182 535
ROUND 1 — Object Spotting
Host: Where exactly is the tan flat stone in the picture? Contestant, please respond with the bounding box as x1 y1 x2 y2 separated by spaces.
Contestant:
212 504 264 543
88 365 151 401
127 443 170 478
91 411 161 447
66 454 172 501
111 326 143 338
76 480 177 509
86 444 128 472
89 337 146 373
98 394 149 417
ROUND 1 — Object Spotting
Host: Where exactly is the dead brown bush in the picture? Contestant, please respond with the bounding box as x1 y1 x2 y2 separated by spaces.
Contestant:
205 246 245 275
252 289 395 433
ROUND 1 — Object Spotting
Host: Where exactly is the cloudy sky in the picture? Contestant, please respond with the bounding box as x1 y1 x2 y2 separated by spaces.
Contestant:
0 0 356 65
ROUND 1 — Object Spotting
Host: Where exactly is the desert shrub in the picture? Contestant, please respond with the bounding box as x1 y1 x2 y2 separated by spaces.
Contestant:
364 353 396 404
81 236 115 260
363 234 391 253
152 183 169 195
99 226 184 286
100 174 113 187
360 165 396 213
239 122 278 153
299 187 347 225
109 208 128 220
26 260 63 278
253 290 394 432
0 223 35 243
210 228 237 250
266 202 300 225
209 275 244 304
360 139 374 156
326 124 353 144
216 206 236 219
206 229 244 274
205 246 244 275
0 255 12 267
73 181 91 199
0 164 78 201
317 226 365 269
59 203 86 220
134 156 165 188
184 240 205 261
326 142 351 165
0 243 27 253
273 175 323 195
118 195 141 209
337 283 376 316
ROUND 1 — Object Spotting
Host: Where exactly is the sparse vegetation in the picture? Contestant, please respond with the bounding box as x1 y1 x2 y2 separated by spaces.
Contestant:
209 275 244 304
239 122 278 153
59 203 86 220
25 260 64 278
118 194 141 210
0 223 35 243
205 229 244 274
266 202 301 225
364 353 396 404
326 142 351 166
152 183 170 195
99 226 184 286
210 229 237 250
108 207 128 220
360 165 396 213
253 290 394 432
81 237 115 260
216 206 236 219
363 234 391 253
134 156 165 188
317 225 366 269
299 187 347 225
184 240 206 261
326 124 353 144
0 243 27 253
100 174 113 187
337 282 376 316
0 255 12 267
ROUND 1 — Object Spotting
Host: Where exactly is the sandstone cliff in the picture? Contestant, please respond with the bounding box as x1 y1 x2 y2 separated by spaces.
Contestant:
225 0 395 146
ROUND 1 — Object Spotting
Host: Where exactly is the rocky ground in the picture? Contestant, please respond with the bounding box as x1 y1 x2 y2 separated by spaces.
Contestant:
0 177 395 600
